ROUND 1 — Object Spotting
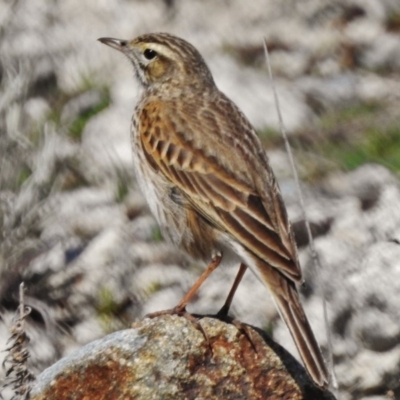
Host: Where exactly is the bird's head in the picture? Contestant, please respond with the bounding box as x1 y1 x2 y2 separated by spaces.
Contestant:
98 33 214 91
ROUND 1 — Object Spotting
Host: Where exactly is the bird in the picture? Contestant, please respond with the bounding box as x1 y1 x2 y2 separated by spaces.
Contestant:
98 32 329 388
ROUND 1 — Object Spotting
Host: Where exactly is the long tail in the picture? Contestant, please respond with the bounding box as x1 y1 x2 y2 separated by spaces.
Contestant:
255 260 329 388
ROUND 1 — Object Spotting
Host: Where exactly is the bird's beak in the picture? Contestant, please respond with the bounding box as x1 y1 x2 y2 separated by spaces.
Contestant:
98 37 128 53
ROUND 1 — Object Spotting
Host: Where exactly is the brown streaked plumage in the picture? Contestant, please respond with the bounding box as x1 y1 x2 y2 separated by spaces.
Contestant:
99 33 329 388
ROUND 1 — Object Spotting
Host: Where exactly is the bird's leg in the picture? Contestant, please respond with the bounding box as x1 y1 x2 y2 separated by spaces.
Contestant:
144 253 222 318
175 253 222 312
216 263 247 317
143 254 222 348
216 263 257 351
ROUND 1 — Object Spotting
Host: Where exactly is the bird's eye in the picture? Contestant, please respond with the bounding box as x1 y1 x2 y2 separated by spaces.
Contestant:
143 49 158 60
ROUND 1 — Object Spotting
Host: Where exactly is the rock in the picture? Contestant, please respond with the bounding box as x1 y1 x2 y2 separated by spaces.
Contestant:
80 105 134 184
212 55 313 132
297 74 359 111
31 315 336 400
24 97 51 123
346 242 400 350
323 164 397 210
39 187 124 240
362 32 400 71
324 241 400 394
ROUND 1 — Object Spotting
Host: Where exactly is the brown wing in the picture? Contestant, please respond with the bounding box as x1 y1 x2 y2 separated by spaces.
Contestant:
138 93 301 282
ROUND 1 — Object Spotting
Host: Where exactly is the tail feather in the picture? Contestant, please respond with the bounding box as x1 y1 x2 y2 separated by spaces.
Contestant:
255 261 329 388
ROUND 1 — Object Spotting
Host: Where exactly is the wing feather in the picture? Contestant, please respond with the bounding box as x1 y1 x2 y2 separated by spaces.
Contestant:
138 97 302 282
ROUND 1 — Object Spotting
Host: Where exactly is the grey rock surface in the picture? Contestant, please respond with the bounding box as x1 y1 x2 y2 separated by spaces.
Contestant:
31 316 336 400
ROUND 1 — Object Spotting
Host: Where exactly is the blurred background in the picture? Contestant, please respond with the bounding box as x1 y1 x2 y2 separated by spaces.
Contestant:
1 0 400 399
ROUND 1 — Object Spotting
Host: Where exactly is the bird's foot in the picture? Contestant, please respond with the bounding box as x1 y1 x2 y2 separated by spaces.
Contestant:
142 306 211 349
214 307 257 352
230 319 257 352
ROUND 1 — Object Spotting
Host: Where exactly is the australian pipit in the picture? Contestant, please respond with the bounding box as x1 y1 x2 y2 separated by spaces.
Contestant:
99 33 329 388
